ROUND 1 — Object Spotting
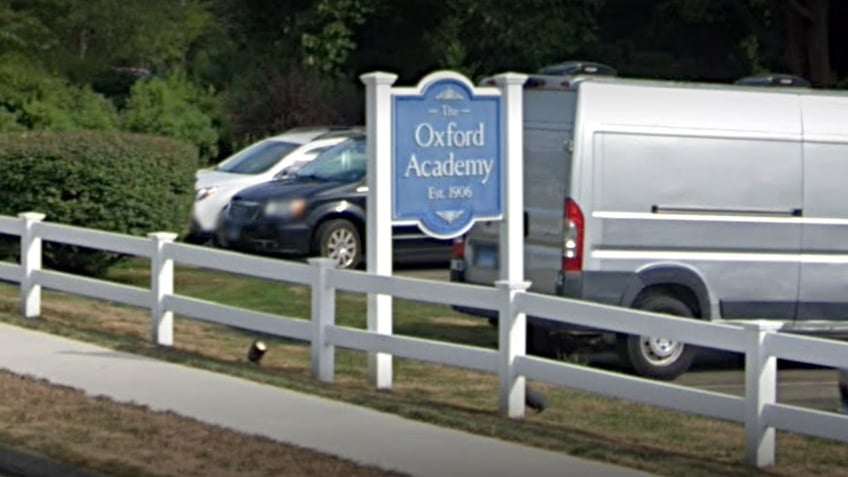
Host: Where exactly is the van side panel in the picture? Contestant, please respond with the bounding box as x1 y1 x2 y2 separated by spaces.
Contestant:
798 95 848 321
572 82 803 319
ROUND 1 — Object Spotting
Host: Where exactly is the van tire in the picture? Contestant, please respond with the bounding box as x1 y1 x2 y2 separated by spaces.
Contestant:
617 294 697 380
315 219 362 269
527 323 560 358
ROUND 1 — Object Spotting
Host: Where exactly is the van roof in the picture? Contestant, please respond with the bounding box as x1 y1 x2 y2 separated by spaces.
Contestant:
516 73 848 98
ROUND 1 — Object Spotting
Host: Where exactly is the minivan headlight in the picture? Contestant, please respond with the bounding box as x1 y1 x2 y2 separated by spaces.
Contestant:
196 186 218 201
264 198 307 218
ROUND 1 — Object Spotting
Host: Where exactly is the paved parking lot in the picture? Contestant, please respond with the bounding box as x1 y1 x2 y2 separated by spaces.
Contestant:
403 266 845 413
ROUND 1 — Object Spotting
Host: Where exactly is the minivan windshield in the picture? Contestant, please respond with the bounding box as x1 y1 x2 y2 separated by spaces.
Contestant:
294 137 366 182
216 140 300 174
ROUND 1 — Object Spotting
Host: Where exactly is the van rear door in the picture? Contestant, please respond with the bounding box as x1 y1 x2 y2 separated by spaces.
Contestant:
461 87 576 294
797 95 848 321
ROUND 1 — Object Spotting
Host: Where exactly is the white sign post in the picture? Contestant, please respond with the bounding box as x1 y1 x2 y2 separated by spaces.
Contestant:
494 73 529 418
362 72 397 390
362 70 526 401
494 73 527 283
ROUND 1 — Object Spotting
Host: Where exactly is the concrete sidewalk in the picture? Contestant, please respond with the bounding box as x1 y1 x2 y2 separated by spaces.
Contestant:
0 323 654 477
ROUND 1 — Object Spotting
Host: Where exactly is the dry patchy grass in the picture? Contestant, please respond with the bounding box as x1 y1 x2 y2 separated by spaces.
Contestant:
0 371 406 477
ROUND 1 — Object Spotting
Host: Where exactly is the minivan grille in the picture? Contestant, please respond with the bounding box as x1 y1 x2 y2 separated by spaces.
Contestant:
228 200 261 221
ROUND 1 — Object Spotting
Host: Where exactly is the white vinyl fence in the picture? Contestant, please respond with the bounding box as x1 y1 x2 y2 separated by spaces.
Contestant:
3 212 847 468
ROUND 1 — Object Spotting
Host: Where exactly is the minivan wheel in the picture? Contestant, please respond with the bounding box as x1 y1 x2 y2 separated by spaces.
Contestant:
315 219 362 269
617 294 697 380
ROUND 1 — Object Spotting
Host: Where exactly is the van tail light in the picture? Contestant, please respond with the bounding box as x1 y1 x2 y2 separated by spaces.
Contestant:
562 198 584 272
450 235 467 278
452 235 466 259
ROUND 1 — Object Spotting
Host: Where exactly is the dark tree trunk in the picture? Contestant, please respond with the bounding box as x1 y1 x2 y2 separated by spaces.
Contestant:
805 0 831 86
78 29 88 61
782 2 806 76
782 0 832 87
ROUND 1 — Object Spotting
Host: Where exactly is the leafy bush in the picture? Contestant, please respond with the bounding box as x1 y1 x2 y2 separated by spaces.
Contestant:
0 131 198 276
121 73 220 162
0 55 119 132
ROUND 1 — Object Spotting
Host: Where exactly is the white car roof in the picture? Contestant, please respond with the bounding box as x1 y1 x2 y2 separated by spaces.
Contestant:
266 126 362 145
196 128 363 181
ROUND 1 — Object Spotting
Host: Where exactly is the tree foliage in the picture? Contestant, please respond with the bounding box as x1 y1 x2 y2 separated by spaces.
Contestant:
18 0 211 74
0 0 845 158
301 0 375 77
121 73 220 162
0 54 118 132
0 1 55 57
647 0 834 84
222 61 359 147
452 0 603 77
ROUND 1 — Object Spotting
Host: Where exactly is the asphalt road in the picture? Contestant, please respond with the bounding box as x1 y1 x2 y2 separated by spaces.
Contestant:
682 353 842 412
398 265 845 414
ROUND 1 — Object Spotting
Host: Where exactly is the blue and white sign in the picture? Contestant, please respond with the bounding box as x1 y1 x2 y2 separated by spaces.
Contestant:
392 72 502 239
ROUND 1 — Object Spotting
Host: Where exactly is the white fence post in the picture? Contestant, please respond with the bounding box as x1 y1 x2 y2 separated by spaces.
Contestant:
149 232 177 346
309 258 337 383
744 320 782 468
19 212 45 319
496 280 531 418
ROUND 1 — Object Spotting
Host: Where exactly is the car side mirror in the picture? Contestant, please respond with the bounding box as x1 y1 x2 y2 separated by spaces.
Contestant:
274 167 294 180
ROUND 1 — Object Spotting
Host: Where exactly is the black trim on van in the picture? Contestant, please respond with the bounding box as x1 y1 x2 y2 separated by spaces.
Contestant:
795 302 848 321
720 302 795 320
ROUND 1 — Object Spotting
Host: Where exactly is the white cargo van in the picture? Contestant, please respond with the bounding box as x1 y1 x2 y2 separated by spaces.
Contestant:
451 70 848 379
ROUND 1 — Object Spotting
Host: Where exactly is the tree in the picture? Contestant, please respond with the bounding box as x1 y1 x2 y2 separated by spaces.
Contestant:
121 73 219 161
16 0 214 76
300 0 375 78
456 0 603 77
645 0 834 86
221 61 358 145
0 1 55 57
0 54 118 132
777 0 831 86
353 0 603 81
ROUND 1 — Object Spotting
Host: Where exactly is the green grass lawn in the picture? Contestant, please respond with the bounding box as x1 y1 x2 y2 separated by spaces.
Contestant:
0 257 846 477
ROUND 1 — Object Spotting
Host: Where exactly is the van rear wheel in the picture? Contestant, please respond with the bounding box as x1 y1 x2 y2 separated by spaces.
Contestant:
617 294 697 380
527 323 564 358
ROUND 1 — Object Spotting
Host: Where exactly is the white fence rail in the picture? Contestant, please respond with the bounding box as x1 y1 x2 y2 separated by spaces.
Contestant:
3 212 848 468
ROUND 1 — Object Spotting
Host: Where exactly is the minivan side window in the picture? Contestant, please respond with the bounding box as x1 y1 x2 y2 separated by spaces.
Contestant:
295 138 367 181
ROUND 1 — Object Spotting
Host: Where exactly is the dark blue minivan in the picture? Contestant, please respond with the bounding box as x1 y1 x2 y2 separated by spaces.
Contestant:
217 134 451 268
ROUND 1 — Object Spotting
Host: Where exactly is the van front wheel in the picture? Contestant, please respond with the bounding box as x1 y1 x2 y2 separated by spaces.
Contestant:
617 294 697 380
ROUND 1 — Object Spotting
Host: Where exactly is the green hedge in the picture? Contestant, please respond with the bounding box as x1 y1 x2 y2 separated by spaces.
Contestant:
0 131 198 276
